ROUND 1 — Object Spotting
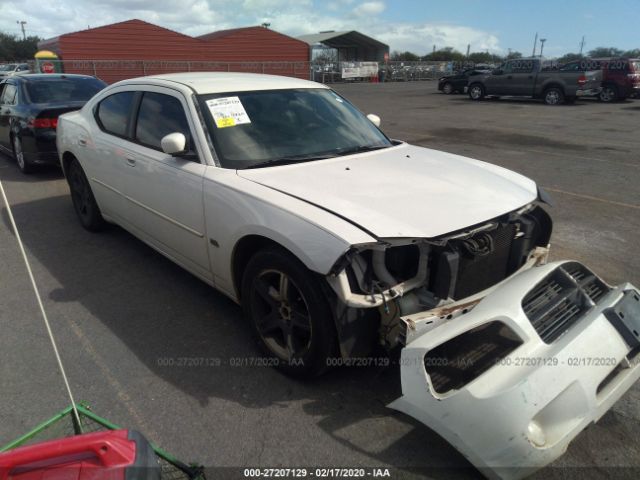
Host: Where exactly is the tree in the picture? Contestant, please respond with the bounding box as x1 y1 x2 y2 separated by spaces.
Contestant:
467 51 503 65
422 47 466 62
588 47 624 58
390 50 421 62
556 52 585 64
506 50 523 59
623 48 640 58
0 32 41 61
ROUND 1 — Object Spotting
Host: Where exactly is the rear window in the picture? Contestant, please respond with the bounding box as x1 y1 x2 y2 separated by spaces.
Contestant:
26 77 106 104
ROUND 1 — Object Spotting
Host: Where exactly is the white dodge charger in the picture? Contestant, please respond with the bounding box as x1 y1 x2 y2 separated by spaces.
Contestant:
57 72 640 478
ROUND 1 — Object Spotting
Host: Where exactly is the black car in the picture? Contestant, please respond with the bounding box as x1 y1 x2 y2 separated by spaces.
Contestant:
437 68 491 94
0 74 106 173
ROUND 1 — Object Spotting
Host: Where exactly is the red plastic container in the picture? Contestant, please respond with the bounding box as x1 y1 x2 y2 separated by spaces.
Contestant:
0 430 159 480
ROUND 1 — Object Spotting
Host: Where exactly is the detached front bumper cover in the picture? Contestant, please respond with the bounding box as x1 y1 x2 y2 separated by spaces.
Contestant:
391 261 640 479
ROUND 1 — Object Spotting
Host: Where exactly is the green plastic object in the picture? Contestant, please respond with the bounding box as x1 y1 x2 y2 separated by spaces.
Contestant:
0 403 204 480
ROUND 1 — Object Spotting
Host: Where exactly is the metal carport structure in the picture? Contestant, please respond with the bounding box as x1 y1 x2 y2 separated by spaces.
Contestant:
297 31 389 63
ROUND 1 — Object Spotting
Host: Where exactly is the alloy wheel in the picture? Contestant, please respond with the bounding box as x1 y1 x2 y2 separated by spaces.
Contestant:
545 90 561 105
250 269 313 361
600 87 616 102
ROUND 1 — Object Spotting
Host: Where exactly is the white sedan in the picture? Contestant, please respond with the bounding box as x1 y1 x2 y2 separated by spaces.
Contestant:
57 72 640 478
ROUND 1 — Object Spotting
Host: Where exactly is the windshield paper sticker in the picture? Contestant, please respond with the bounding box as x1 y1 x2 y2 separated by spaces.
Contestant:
206 97 251 128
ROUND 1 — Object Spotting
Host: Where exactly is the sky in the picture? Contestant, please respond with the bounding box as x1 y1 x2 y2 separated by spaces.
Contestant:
1 0 639 57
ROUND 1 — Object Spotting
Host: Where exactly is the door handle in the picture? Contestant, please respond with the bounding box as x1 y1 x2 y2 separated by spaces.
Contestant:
78 138 87 146
125 157 136 167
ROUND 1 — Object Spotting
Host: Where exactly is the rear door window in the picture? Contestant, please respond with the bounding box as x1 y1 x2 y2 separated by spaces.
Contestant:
134 92 192 151
96 91 135 137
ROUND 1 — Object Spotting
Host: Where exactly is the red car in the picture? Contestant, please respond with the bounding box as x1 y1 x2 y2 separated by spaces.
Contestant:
561 57 640 101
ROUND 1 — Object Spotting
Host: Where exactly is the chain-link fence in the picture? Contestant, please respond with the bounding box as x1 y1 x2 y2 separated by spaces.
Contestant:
13 58 499 84
20 59 311 83
311 60 500 83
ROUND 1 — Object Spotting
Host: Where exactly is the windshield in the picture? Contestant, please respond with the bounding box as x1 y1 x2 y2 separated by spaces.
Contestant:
198 88 392 169
25 76 106 104
0 64 17 72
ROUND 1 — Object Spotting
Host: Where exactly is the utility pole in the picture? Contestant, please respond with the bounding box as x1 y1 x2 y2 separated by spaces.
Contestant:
579 36 586 55
16 20 27 40
532 32 538 57
466 43 470 58
539 38 547 57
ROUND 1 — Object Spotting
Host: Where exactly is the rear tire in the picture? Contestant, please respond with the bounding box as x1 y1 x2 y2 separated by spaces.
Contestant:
12 135 33 174
543 87 565 105
67 158 105 231
468 83 485 101
241 247 338 378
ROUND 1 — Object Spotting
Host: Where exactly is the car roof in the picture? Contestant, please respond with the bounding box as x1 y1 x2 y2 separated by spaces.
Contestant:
118 72 327 94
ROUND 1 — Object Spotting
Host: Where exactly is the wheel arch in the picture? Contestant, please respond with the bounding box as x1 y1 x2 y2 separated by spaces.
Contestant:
61 151 77 176
230 232 344 302
542 82 565 95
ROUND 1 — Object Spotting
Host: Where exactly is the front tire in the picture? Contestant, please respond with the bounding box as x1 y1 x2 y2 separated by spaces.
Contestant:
67 158 105 231
12 135 33 174
543 87 565 105
442 82 454 94
599 85 618 102
241 247 337 378
468 83 485 101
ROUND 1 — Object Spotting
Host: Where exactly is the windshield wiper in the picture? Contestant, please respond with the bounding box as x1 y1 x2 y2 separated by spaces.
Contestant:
244 153 338 169
335 144 391 156
243 144 391 169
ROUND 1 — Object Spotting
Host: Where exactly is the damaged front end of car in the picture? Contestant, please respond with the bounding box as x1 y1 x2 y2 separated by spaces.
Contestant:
325 201 640 479
326 201 553 354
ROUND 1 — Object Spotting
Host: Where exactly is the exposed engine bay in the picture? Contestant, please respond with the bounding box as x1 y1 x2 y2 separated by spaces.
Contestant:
327 202 552 351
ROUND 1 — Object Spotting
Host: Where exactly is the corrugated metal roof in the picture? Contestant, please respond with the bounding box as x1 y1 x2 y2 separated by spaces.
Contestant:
297 30 388 49
40 19 199 44
197 26 260 41
297 31 352 45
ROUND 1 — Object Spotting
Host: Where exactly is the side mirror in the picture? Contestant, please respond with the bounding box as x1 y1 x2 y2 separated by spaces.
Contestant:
161 132 187 156
367 113 381 127
492 69 503 75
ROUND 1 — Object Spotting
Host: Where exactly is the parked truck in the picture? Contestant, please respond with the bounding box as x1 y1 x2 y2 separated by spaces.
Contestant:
560 57 640 102
467 57 602 105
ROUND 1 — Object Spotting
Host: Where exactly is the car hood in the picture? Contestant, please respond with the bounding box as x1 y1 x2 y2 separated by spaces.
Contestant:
237 143 538 239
